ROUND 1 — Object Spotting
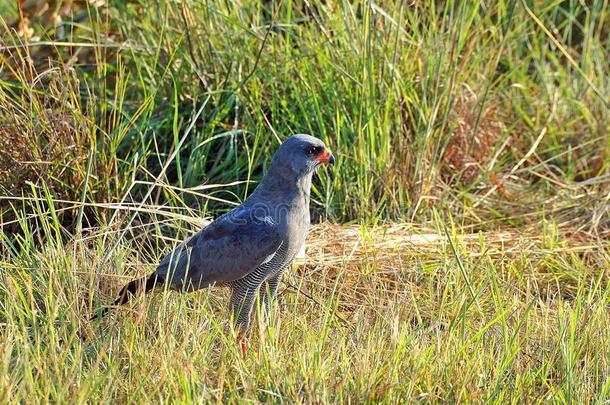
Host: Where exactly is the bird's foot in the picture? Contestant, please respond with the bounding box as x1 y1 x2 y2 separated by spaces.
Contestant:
237 332 248 360
239 339 248 360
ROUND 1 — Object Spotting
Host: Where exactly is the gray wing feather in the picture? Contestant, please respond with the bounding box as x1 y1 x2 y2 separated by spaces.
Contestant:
154 207 282 290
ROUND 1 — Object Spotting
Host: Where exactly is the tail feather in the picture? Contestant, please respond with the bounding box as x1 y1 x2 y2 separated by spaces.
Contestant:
89 273 163 321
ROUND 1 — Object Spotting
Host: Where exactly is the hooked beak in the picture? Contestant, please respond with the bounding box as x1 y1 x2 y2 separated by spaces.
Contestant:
315 148 336 165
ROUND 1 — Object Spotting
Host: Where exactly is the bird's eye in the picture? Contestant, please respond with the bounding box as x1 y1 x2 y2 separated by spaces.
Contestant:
307 146 319 155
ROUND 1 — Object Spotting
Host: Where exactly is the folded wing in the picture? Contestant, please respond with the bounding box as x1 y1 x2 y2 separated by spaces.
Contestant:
154 207 282 290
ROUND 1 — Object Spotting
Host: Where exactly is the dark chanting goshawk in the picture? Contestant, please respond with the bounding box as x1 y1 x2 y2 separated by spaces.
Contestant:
91 134 335 358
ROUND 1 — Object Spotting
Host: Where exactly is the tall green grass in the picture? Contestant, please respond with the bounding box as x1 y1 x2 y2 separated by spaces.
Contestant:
1 0 607 226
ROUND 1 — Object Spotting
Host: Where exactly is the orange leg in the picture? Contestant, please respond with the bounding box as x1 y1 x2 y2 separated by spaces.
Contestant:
237 332 248 360
239 339 248 360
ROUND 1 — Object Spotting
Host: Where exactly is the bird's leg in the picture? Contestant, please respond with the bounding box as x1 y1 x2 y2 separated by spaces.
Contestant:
260 272 283 318
237 330 248 360
229 281 259 359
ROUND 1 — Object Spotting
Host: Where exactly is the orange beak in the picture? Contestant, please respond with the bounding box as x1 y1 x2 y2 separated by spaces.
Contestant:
315 148 336 165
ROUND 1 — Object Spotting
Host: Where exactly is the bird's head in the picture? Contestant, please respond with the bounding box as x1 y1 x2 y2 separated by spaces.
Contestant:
271 134 335 176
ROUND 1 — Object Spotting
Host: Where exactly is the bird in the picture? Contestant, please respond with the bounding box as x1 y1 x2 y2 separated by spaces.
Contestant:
90 134 335 358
